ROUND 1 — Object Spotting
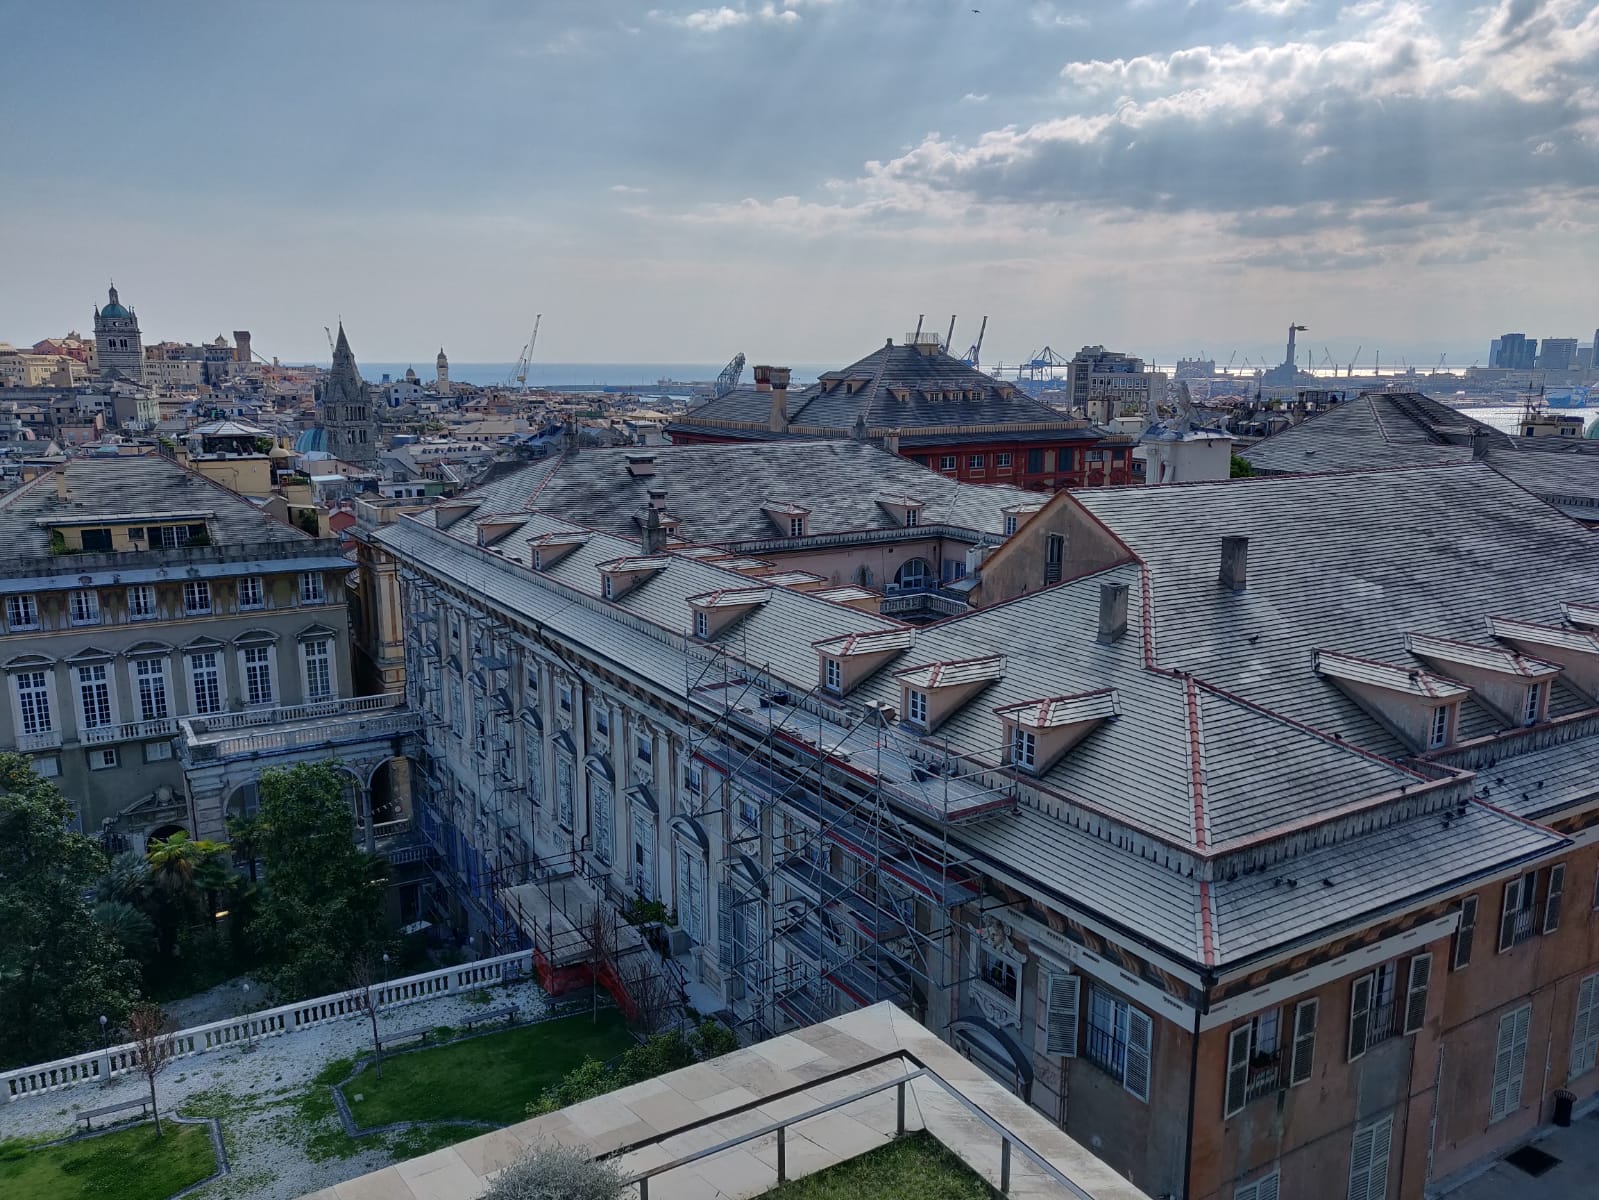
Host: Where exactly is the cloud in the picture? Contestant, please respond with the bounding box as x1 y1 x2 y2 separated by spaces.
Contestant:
651 6 748 32
610 184 648 193
1230 0 1307 14
962 92 989 103
1031 3 1090 28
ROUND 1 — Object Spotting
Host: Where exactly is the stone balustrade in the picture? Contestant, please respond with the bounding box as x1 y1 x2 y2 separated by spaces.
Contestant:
1 949 533 1103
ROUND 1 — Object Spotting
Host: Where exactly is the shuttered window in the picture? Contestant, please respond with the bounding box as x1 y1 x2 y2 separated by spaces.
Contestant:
1044 970 1079 1057
717 883 734 971
1452 895 1478 970
1290 998 1319 1085
1348 973 1374 1062
1125 1008 1153 1102
1543 864 1566 934
1235 1170 1280 1200
1347 1116 1393 1200
1570 974 1599 1080
1225 1024 1252 1117
1403 954 1432 1035
1490 1004 1532 1123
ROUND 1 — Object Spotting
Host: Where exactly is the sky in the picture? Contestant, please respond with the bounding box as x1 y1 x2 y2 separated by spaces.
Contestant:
2 0 1597 369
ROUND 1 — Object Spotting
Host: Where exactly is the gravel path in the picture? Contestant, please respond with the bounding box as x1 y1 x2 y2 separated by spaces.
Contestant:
0 978 557 1200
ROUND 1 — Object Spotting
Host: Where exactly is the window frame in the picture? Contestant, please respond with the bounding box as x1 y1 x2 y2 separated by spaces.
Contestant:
126 585 158 621
823 657 842 693
132 657 171 723
237 576 265 611
75 663 114 730
183 580 212 616
187 651 224 716
1452 894 1478 970
1011 725 1036 772
1428 704 1450 749
241 644 275 707
13 669 54 736
69 589 101 626
6 594 39 631
996 451 1012 469
299 572 325 605
905 688 928 727
301 638 334 702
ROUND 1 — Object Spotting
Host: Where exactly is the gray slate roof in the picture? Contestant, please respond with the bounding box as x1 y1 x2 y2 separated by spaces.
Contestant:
0 454 305 557
441 440 1033 543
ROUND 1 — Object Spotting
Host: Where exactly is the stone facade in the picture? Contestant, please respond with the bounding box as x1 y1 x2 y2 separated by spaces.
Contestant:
93 284 144 383
318 324 378 463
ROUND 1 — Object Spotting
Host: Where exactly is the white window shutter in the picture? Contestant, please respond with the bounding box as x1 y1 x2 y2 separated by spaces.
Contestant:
1290 998 1319 1086
1571 973 1599 1079
1491 1004 1532 1122
1368 1117 1393 1200
1452 895 1478 970
1544 864 1566 934
1347 1123 1375 1200
717 883 734 971
1403 954 1432 1035
1498 880 1520 952
1256 1172 1281 1200
1348 973 1373 1061
1225 1024 1251 1117
1045 971 1080 1057
1124 1007 1153 1102
1507 1004 1532 1113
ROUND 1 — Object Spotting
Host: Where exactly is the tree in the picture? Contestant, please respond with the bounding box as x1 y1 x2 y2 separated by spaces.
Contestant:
94 901 156 963
1229 453 1255 478
0 754 137 1068
147 831 229 891
251 762 390 998
226 813 263 883
347 955 387 1079
126 1004 177 1137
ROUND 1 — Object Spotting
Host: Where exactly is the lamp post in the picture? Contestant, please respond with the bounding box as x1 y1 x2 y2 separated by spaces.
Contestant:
241 982 254 1053
98 1014 108 1049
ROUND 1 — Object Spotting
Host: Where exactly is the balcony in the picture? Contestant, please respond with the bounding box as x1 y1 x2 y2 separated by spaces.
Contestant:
178 693 419 762
15 729 63 752
82 717 178 746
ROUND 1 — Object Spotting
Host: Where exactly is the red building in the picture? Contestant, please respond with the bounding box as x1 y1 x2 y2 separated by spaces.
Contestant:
666 337 1134 490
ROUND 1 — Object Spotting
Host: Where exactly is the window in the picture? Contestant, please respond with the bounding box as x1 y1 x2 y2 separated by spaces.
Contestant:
1428 705 1450 748
242 645 274 706
450 678 466 738
1046 534 1065 564
595 707 610 737
90 747 119 770
183 581 211 615
556 755 574 828
1499 872 1537 951
603 575 615 600
694 611 709 639
788 516 805 537
968 453 985 470
302 639 333 701
906 689 928 727
237 576 264 610
76 663 113 730
687 762 703 796
80 527 113 551
560 684 573 713
637 731 652 764
633 821 655 898
133 658 170 723
299 572 324 604
1452 894 1478 970
592 781 613 864
14 670 53 736
1044 970 1080 1056
996 452 1012 468
1524 681 1544 725
1544 863 1566 934
1571 973 1599 1079
1490 1004 1532 1123
824 658 842 692
1011 726 1036 771
144 741 173 763
1403 953 1432 1034
939 455 957 472
905 508 920 527
676 843 705 941
1225 1009 1283 1116
188 652 223 715
894 558 929 589
1085 985 1152 1101
978 947 1019 1009
1290 998 1319 1086
1346 1116 1393 1200
1027 449 1044 472
69 590 101 626
127 585 157 620
1234 1171 1280 1200
1003 515 1018 536
6 594 39 631
32 755 60 778
153 524 201 549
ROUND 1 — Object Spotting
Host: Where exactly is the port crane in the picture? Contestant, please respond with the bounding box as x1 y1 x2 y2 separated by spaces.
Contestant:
1346 346 1361 377
713 353 746 398
962 316 988 369
508 315 542 391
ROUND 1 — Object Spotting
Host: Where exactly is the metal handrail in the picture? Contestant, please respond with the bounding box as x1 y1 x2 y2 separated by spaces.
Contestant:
616 1048 1097 1200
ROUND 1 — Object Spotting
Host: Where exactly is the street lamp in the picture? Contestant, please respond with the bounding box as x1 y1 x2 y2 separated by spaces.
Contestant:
241 982 254 1053
98 1014 108 1050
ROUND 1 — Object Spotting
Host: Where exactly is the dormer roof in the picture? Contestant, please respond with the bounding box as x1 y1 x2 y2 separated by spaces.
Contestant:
1313 650 1470 701
529 532 589 569
761 499 810 516
815 629 915 658
995 688 1122 729
895 654 1006 690
759 570 829 591
687 586 772 611
435 500 480 530
1488 616 1599 657
1563 601 1599 630
1404 633 1561 680
706 556 773 576
597 555 671 575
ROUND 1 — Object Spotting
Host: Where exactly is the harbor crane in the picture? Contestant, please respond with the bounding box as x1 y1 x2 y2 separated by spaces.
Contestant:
962 316 988 369
508 315 542 391
944 315 957 352
713 353 746 398
1346 346 1361 377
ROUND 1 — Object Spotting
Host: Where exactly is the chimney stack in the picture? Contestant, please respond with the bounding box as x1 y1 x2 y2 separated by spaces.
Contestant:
642 504 666 555
54 468 69 501
1219 536 1249 592
768 365 791 433
1470 428 1488 460
1098 581 1129 643
753 364 772 392
647 486 668 511
884 430 900 454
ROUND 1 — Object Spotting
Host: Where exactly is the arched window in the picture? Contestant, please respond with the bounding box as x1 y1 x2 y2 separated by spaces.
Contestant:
894 558 931 590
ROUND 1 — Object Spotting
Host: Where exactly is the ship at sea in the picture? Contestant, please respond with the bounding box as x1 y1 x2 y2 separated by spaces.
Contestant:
1545 386 1591 409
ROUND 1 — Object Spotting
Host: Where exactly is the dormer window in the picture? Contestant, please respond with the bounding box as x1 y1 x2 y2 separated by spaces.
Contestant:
1012 727 1037 771
1524 682 1545 726
1004 515 1018 536
906 689 928 727
905 508 920 528
603 575 615 600
694 611 709 639
1428 705 1451 749
824 658 842 693
789 517 805 537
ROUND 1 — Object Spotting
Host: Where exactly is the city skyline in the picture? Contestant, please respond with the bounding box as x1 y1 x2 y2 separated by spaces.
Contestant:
3 0 1596 363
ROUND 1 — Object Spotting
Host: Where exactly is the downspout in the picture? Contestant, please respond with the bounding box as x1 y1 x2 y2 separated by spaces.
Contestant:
1182 976 1211 1200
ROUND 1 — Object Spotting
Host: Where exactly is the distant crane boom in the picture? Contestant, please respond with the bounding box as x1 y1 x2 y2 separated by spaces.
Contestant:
713 352 746 398
1346 346 1361 377
962 316 988 369
944 315 957 353
509 315 542 391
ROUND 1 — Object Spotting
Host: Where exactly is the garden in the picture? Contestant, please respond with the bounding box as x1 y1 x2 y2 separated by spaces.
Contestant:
0 1123 217 1200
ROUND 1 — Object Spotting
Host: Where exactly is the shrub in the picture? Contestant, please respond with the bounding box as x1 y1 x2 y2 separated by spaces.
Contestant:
482 1142 628 1200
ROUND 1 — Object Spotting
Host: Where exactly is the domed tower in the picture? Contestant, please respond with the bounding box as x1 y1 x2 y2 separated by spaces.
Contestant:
94 283 145 382
435 347 450 396
317 323 378 463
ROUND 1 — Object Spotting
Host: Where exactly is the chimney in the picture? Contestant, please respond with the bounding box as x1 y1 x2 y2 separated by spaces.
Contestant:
54 468 69 501
768 365 790 433
753 364 772 392
884 430 900 454
1097 581 1129 643
647 486 668 511
642 504 666 555
625 450 657 477
1219 536 1249 592
1470 428 1488 460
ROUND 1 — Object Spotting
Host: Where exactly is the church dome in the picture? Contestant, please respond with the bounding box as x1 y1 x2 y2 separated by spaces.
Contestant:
404 367 419 382
99 285 130 319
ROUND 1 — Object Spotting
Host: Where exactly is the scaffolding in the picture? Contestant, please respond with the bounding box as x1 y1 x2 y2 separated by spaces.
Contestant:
680 634 1020 1045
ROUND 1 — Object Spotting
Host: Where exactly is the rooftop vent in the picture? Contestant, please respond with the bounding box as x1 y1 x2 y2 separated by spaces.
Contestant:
624 451 657 477
1098 581 1129 643
1219 536 1249 593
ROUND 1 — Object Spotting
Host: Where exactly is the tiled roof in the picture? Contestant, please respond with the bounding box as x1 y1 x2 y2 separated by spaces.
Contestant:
0 454 304 556
1313 650 1471 700
995 689 1121 728
1405 633 1561 678
687 587 771 609
814 629 916 657
895 655 1007 689
1487 616 1599 657
436 440 1029 544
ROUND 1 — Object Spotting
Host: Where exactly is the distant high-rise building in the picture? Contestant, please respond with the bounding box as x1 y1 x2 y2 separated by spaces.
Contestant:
93 284 144 382
436 347 450 396
1488 338 1501 367
317 324 378 463
1539 338 1578 372
1493 333 1537 370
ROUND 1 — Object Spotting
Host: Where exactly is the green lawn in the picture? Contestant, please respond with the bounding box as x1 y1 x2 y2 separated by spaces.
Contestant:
762 1133 997 1200
0 1122 215 1200
343 1009 634 1129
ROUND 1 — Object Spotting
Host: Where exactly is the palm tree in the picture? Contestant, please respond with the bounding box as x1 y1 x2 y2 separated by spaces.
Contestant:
94 900 156 961
146 832 228 891
97 851 152 904
226 814 263 883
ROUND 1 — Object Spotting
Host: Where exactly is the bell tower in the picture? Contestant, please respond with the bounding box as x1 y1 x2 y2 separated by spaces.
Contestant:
94 283 145 382
318 324 378 463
